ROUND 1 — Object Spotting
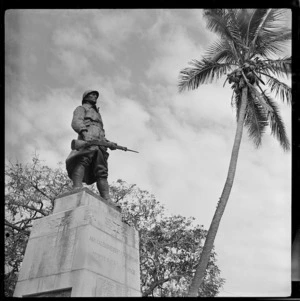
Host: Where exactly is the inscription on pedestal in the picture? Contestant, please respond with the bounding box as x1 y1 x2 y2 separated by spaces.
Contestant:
89 235 139 263
86 205 139 249
74 226 140 289
91 251 136 275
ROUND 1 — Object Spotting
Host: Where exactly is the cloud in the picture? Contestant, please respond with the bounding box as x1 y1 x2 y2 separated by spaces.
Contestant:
145 11 207 85
143 9 221 86
52 22 115 62
52 26 92 50
5 84 78 167
53 49 91 77
92 10 141 47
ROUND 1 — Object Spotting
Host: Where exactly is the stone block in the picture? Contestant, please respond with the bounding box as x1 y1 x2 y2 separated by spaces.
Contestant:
53 187 121 214
72 225 140 288
17 270 141 297
95 273 141 297
13 188 141 297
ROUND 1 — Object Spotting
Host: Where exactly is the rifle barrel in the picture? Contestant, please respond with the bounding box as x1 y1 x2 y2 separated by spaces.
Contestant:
127 149 139 153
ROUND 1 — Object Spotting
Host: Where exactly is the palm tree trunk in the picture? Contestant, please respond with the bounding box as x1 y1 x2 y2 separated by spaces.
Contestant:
188 87 248 297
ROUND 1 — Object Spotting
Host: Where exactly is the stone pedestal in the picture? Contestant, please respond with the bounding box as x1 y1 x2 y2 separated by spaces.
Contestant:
13 188 141 297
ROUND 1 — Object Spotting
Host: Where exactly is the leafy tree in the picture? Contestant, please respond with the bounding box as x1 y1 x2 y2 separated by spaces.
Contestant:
110 180 225 296
5 156 224 297
178 9 291 296
4 155 73 296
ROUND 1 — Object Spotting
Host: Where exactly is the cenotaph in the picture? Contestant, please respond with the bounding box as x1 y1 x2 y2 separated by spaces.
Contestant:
13 188 141 297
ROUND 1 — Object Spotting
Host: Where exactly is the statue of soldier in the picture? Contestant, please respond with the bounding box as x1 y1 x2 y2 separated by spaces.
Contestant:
66 90 117 201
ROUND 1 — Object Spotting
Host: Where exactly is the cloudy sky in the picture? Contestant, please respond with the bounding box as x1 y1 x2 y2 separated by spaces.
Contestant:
5 9 292 297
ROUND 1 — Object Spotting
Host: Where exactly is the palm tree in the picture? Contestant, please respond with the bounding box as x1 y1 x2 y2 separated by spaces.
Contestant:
178 9 291 297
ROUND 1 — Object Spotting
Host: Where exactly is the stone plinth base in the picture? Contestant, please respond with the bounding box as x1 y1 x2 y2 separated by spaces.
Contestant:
13 188 141 297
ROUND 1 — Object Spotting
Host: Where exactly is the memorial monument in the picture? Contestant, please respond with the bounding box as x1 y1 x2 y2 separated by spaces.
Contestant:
13 90 140 297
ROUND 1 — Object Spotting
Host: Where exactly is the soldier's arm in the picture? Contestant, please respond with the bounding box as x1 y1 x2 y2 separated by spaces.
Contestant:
71 106 87 135
103 138 118 150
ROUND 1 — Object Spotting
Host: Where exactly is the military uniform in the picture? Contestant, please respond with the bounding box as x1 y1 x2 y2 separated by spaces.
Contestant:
66 90 114 200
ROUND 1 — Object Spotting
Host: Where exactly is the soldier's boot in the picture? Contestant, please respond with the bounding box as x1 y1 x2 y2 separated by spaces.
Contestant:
96 178 111 201
72 164 85 189
97 178 121 209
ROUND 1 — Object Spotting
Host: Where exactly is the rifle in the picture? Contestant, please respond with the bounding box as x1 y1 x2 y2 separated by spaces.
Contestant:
71 139 139 153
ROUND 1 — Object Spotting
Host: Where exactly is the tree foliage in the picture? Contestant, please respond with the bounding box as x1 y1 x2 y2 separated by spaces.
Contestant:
110 180 225 296
179 9 291 151
5 155 224 297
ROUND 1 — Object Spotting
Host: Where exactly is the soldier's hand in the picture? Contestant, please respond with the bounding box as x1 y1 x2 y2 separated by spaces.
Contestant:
81 130 88 140
108 142 118 150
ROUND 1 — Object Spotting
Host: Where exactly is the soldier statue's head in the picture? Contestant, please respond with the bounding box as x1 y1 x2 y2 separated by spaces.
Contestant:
82 90 99 105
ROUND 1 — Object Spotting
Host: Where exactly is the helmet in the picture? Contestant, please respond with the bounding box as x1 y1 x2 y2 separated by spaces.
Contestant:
82 90 99 103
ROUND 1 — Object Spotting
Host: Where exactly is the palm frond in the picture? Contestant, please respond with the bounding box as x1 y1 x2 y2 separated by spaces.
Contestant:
203 9 244 52
266 76 291 104
263 95 290 151
260 9 288 30
249 9 288 55
252 70 266 85
249 9 272 49
214 49 235 64
227 9 243 45
203 9 230 38
178 59 232 92
247 84 274 114
246 9 269 46
205 39 239 64
236 9 254 39
254 29 291 58
244 91 269 148
258 57 291 77
240 76 289 151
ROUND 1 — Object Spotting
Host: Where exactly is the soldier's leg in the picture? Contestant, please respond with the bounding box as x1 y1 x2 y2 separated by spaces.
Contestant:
96 178 111 201
72 164 85 188
72 154 93 188
94 148 111 200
